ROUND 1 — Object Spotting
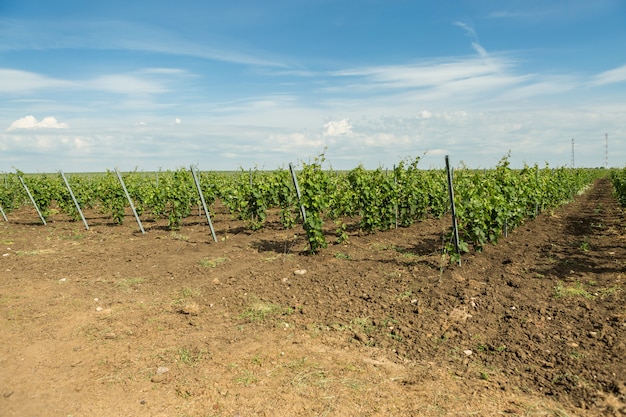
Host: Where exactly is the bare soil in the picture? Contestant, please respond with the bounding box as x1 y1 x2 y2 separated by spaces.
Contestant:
1 178 625 417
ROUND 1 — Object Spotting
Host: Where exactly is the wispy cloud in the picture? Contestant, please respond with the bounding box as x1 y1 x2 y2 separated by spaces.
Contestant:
0 67 189 96
0 18 287 67
0 69 71 93
485 0 620 22
330 56 510 90
589 64 626 86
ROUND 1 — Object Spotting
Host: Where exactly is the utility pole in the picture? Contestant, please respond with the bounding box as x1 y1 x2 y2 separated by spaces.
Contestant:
571 138 575 168
605 133 608 169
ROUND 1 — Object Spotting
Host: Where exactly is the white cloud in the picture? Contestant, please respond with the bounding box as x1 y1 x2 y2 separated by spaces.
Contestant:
7 115 69 131
175 118 182 124
0 18 287 68
331 57 505 90
323 119 353 137
0 67 187 97
87 74 168 94
419 110 433 119
265 132 326 153
454 21 478 40
0 69 71 93
589 64 626 86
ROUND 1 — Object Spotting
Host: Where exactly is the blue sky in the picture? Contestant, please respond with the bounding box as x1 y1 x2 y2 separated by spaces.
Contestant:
1 0 625 172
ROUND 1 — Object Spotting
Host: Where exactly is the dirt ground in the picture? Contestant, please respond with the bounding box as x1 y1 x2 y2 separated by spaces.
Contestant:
1 177 625 417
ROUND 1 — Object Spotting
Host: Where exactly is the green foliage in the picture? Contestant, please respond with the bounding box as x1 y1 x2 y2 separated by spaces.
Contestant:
94 171 127 224
297 154 332 252
453 156 599 251
612 167 626 206
2 156 603 261
17 171 63 221
348 165 395 231
0 173 27 213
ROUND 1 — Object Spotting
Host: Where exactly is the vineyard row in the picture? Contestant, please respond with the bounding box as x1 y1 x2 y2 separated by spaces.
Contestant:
1 155 614 255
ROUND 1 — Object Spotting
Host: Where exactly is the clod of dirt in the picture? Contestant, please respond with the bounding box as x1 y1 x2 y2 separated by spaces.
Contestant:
177 302 200 316
151 367 170 383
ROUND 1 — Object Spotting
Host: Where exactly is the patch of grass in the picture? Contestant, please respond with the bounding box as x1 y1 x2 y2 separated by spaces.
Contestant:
60 230 84 240
179 287 200 298
554 281 595 299
115 277 145 291
238 298 293 322
398 290 413 299
384 270 402 279
569 350 584 360
596 286 621 298
16 250 42 256
170 231 189 241
579 236 590 252
292 368 328 390
235 369 258 386
178 346 205 366
399 252 420 265
172 286 201 308
387 333 403 341
199 256 229 268
334 252 350 260
370 243 396 251
350 317 375 334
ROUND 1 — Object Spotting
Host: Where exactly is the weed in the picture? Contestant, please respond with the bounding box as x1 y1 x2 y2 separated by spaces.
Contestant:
370 243 394 251
235 370 258 386
16 250 42 256
387 333 403 341
172 287 201 308
199 256 229 268
596 286 620 298
334 252 350 260
61 230 84 240
569 350 584 360
291 368 328 390
350 317 375 334
238 298 293 322
115 277 145 291
554 281 595 299
579 236 590 252
175 387 192 399
170 231 189 241
177 347 205 366
179 287 200 298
